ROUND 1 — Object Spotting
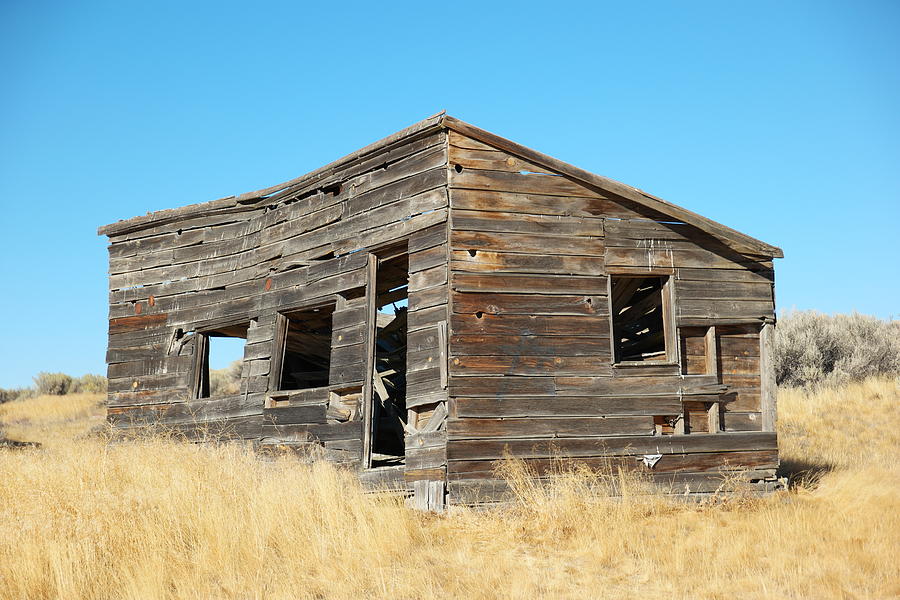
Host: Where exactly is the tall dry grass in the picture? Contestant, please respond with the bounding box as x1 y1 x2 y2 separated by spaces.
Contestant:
0 380 898 599
0 392 104 447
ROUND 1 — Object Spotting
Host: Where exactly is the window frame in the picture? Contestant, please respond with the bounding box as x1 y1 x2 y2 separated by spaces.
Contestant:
607 272 678 366
191 318 253 399
269 299 338 394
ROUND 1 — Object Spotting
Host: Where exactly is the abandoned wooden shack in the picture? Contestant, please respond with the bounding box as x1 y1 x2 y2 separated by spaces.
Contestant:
99 112 783 509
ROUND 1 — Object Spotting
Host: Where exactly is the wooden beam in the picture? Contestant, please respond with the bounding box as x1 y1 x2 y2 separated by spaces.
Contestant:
759 322 777 431
360 253 378 468
268 313 289 393
704 325 718 376
705 326 721 433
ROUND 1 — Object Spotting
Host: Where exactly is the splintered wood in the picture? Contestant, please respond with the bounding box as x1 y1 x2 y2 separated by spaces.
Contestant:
100 114 781 507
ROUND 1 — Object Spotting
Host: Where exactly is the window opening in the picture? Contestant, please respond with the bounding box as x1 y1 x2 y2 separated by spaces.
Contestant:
371 252 409 467
277 304 336 391
611 276 669 363
196 322 250 398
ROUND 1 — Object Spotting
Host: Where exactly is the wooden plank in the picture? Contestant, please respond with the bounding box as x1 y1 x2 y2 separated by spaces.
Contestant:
452 273 607 295
409 265 447 292
108 314 168 335
451 292 605 316
450 355 613 377
108 394 262 425
676 280 773 302
447 449 779 478
677 299 775 321
723 412 763 432
448 140 550 173
759 322 776 432
408 222 448 253
262 404 328 425
451 209 601 237
361 254 377 468
449 187 653 221
452 292 608 315
450 166 605 199
606 246 763 270
407 305 448 333
437 321 448 390
705 326 719 375
408 244 446 273
266 386 338 406
454 396 683 418
452 230 604 256
676 267 774 283
554 375 724 397
450 313 609 337
612 363 681 377
409 285 449 312
106 356 193 379
447 416 654 440
719 336 761 357
450 334 610 357
263 420 364 444
268 314 287 393
450 250 603 275
449 376 557 397
449 188 667 221
446 431 779 461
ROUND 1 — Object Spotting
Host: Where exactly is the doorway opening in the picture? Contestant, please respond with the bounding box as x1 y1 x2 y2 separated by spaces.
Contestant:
370 250 409 467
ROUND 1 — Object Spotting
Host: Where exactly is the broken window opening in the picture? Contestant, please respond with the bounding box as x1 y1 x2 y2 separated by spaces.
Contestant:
610 275 671 363
277 304 336 391
370 251 409 467
195 322 250 399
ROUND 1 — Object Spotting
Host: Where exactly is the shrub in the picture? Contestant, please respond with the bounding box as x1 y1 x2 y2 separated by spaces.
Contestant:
209 360 242 397
71 374 107 394
33 372 74 396
773 311 900 387
0 388 34 404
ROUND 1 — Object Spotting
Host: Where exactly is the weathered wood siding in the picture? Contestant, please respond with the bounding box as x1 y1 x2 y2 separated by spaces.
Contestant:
103 118 780 506
105 129 450 467
444 131 777 504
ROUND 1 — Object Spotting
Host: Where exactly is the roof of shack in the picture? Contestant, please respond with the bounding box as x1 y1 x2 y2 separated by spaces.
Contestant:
99 112 783 259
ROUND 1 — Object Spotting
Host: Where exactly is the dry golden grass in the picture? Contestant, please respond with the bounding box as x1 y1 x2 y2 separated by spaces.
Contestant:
0 392 105 446
0 380 898 599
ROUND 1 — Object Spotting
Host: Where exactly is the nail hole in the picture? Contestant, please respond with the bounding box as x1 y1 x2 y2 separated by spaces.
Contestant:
467 249 477 257
454 164 464 173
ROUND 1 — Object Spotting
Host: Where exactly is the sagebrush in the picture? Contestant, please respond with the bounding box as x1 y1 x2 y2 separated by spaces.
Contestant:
773 310 900 387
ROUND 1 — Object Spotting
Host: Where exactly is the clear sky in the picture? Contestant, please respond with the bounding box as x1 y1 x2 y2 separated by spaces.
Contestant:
1 1 898 387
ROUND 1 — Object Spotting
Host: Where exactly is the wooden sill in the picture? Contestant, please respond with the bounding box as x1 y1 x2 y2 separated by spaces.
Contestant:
613 361 678 368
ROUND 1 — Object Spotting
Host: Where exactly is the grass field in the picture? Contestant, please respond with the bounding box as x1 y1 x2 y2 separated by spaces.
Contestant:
1 379 898 599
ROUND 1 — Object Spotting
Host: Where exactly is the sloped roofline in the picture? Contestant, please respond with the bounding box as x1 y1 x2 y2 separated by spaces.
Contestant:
441 116 782 258
98 113 783 259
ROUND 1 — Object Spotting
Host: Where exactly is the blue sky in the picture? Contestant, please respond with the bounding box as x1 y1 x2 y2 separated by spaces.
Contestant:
1 1 898 387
